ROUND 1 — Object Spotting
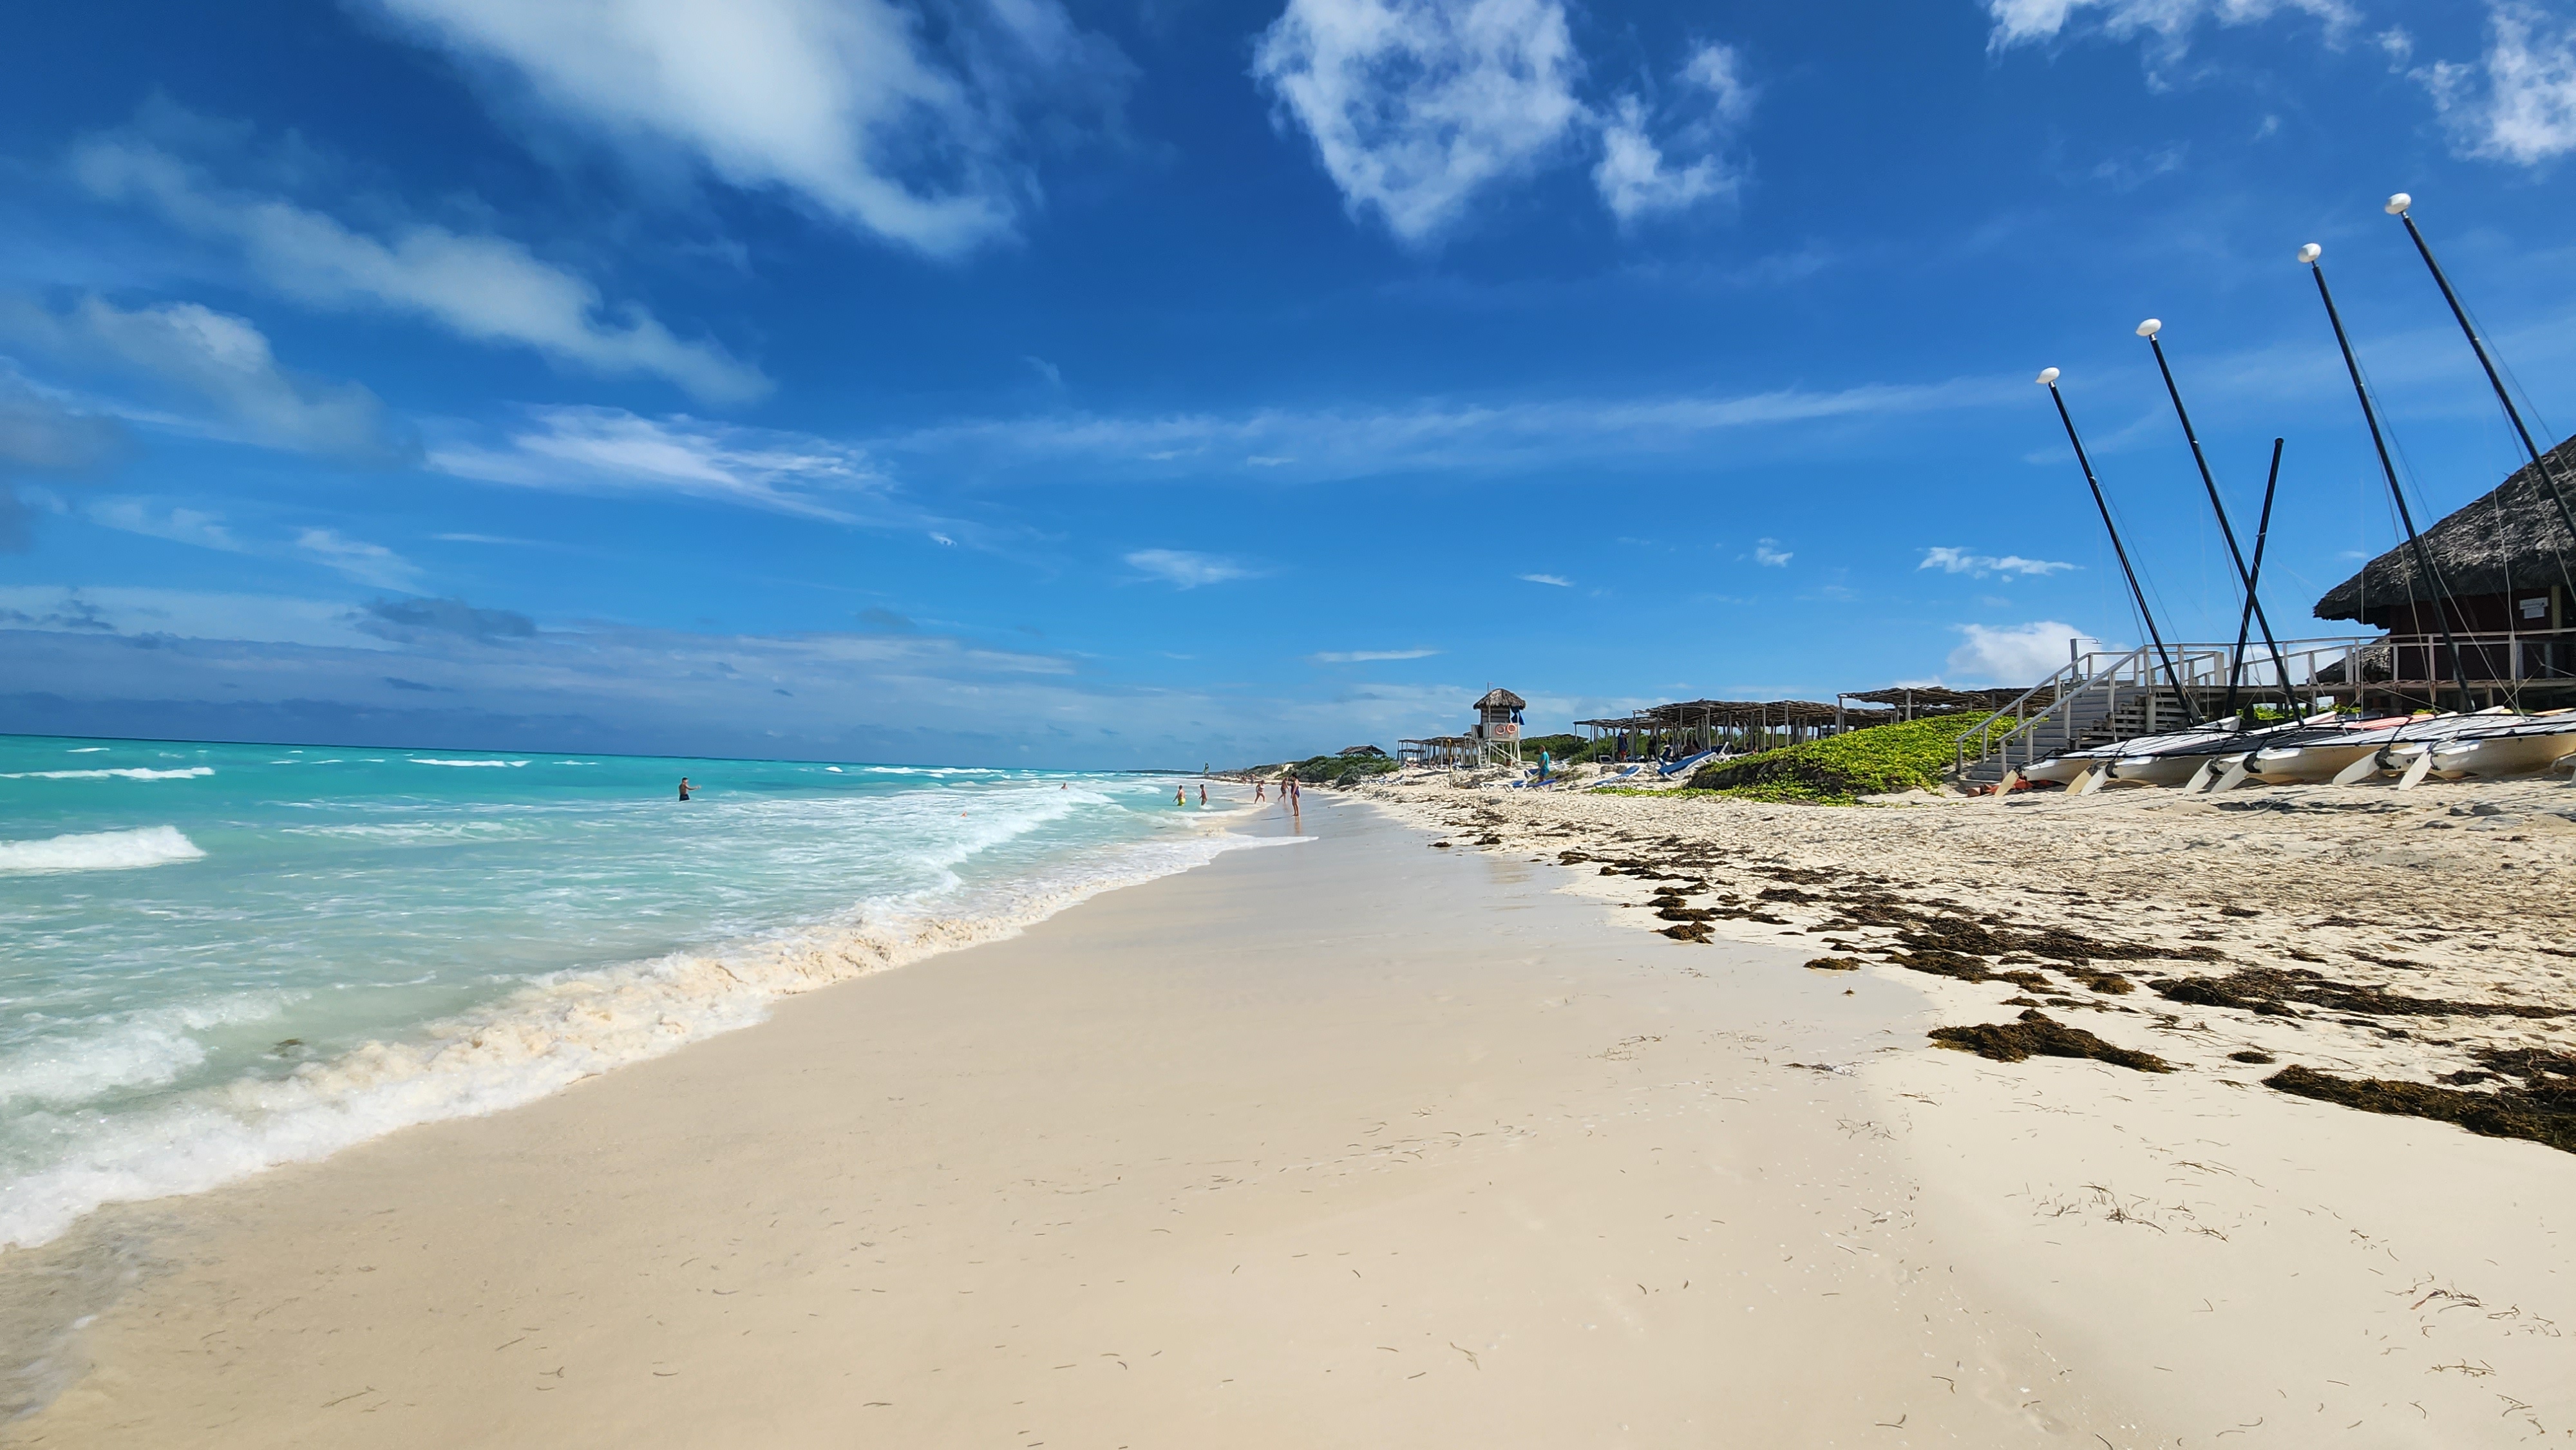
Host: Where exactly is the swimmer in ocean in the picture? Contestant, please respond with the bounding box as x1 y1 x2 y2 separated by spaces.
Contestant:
678 777 693 801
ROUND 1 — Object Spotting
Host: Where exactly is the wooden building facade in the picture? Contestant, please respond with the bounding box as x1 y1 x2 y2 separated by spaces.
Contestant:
2312 433 2576 707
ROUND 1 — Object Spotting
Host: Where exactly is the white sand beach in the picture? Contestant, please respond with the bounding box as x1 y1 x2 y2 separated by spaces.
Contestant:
5 792 2571 1446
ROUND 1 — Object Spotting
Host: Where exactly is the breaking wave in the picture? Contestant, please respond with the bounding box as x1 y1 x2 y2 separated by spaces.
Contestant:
0 825 206 874
0 767 214 782
0 830 1305 1249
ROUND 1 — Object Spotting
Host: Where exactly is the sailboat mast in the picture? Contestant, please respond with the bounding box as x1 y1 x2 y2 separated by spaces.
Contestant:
2040 369 2198 726
2301 243 2476 709
2223 438 2284 721
2139 321 2302 720
2385 193 2576 559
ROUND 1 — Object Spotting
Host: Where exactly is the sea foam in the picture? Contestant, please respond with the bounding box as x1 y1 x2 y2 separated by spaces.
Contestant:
0 829 1305 1249
0 997 287 1108
0 767 214 782
0 825 206 874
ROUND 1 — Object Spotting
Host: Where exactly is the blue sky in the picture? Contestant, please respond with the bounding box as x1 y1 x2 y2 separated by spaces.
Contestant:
3 0 2573 767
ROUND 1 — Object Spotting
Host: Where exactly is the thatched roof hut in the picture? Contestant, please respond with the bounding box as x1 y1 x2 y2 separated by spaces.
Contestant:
1474 688 1526 711
2313 433 2576 630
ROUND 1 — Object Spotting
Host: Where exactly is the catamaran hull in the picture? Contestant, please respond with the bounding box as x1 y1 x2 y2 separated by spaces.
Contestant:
2245 740 2384 783
2105 752 2219 786
2427 733 2576 778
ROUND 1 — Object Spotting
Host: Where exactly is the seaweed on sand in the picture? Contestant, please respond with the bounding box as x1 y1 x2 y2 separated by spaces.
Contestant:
2152 968 2571 1021
1804 956 1864 972
2266 1062 2576 1155
1929 1010 2174 1073
1822 899 2222 968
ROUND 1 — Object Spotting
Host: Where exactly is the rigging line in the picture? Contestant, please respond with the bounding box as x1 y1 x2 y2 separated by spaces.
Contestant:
2450 272 2557 443
2139 323 2300 722
2390 195 2576 607
2041 370 2197 725
2304 247 2477 710
2490 455 2526 710
2101 485 2183 630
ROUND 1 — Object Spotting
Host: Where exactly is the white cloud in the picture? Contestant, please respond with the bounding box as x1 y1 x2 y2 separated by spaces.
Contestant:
1518 572 1571 586
886 373 2007 482
426 407 880 520
84 499 424 588
2416 3 2576 164
1125 549 1253 587
70 132 764 402
1253 0 1586 243
1311 647 1439 662
1946 621 2092 683
1593 43 1754 223
1920 546 2077 578
294 527 424 590
3 296 402 461
1683 43 1759 125
366 0 1127 258
1984 0 2354 61
88 499 243 553
1752 538 1792 567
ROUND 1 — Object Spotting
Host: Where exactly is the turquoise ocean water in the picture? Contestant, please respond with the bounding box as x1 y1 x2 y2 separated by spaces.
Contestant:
0 735 1271 1248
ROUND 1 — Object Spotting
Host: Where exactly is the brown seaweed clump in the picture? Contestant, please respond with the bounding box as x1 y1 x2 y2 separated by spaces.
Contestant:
2153 968 2571 1021
1929 1010 2174 1073
2267 1057 2576 1155
1804 956 1864 972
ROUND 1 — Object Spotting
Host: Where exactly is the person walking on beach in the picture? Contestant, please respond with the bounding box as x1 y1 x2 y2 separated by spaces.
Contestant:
677 777 693 801
1198 784 1207 806
1254 780 1265 803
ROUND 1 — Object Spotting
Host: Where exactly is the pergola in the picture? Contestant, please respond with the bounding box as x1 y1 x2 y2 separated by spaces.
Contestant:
1575 699 1897 758
1835 685 2047 720
1396 736 1480 767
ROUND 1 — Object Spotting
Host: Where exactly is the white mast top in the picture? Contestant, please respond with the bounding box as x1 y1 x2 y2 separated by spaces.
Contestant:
2385 192 2412 215
2298 242 2322 263
2036 366 2060 385
2135 318 2162 338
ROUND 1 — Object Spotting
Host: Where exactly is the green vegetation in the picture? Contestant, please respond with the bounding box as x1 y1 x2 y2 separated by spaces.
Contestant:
1680 713 2012 805
1518 732 1590 763
1271 753 1399 786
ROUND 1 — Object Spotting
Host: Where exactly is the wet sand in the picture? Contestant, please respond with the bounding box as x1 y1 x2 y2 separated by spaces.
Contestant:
6 792 2571 1445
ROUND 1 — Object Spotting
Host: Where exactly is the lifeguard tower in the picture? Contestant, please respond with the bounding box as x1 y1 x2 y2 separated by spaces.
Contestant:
1470 688 1524 768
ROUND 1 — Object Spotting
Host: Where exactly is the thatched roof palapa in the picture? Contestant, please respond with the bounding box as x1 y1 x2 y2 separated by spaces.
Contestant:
2315 432 2576 621
1475 688 1527 710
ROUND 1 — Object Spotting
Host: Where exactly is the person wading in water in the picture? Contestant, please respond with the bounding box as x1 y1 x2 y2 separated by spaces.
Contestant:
677 778 694 801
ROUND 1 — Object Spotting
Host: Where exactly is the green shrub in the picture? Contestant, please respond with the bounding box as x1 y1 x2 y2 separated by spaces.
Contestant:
1276 753 1399 785
1682 713 2011 805
1513 733 1591 766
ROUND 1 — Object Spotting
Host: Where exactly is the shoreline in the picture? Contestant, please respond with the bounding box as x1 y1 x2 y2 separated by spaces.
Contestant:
0 799 1279 1253
6 793 2571 1444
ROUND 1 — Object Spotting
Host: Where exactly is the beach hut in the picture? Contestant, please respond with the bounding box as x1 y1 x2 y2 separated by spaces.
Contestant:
2311 434 2576 707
